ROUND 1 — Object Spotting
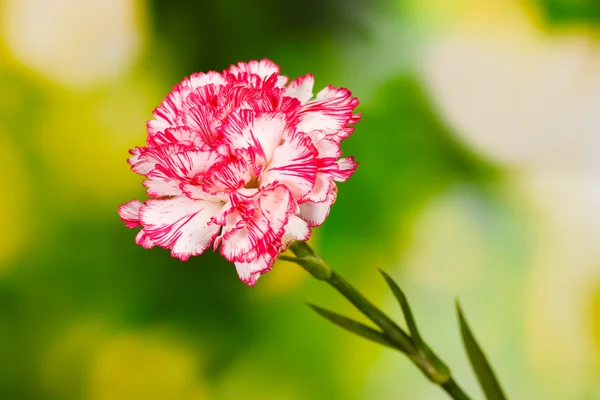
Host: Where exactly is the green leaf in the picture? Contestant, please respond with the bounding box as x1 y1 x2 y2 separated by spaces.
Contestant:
307 303 397 349
379 269 424 348
457 301 507 400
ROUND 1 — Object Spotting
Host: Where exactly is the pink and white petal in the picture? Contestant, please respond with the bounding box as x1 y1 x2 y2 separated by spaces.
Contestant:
219 184 291 263
302 173 333 203
284 74 314 104
261 131 318 199
229 59 280 81
181 106 221 147
331 157 358 182
299 186 338 227
144 165 184 197
147 127 203 148
189 71 226 89
135 229 155 249
220 218 271 263
297 85 360 138
118 200 143 228
277 75 289 88
279 96 303 120
243 87 285 113
296 111 356 141
305 131 341 159
257 184 296 232
181 183 228 202
185 82 223 110
130 143 189 176
159 150 223 181
147 79 192 136
234 255 273 286
143 150 223 197
281 215 310 248
140 196 224 261
221 110 287 163
127 147 142 168
202 158 253 194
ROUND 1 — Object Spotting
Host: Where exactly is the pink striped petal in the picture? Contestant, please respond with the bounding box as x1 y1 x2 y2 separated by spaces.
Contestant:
219 184 294 263
146 127 203 148
234 255 273 286
130 143 190 176
143 150 224 198
302 173 333 203
202 158 253 195
284 74 314 104
140 196 223 261
118 200 143 228
297 85 360 141
228 59 280 81
180 106 221 147
135 229 155 249
119 200 156 249
221 110 288 163
299 185 338 227
189 71 226 89
261 130 318 199
147 79 192 136
331 157 358 182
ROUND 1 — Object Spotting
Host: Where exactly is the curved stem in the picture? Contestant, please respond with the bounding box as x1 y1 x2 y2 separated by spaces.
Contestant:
285 242 472 400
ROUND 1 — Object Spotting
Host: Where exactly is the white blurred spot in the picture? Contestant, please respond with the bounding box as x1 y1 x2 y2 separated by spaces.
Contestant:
2 0 143 90
420 24 600 171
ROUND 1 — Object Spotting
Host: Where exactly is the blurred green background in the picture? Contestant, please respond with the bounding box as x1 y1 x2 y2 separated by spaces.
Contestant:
1 0 600 399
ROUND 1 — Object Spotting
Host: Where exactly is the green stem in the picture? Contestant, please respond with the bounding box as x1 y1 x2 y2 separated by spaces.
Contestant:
284 241 472 400
326 271 415 354
441 378 471 400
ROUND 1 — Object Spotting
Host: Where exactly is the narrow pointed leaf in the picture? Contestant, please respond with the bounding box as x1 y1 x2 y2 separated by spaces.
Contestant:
457 302 507 400
379 269 424 348
307 303 397 349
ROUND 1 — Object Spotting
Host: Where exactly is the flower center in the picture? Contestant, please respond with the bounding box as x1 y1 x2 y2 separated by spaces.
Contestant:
244 175 260 189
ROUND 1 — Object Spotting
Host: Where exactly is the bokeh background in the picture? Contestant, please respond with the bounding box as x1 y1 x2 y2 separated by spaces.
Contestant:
1 0 600 398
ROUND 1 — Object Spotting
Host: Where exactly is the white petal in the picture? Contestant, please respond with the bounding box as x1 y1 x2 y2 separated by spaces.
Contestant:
118 200 142 228
261 130 318 199
299 186 337 227
234 255 272 286
221 110 287 163
302 173 333 203
297 85 360 139
202 158 252 194
140 196 223 261
147 79 192 135
189 71 226 89
284 74 314 104
282 215 311 248
229 59 280 80
143 150 223 197
332 157 358 182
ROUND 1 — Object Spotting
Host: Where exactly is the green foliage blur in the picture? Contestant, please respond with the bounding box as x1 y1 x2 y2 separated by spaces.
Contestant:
1 0 600 399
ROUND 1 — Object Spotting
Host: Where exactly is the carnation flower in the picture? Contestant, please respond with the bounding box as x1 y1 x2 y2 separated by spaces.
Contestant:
118 59 360 285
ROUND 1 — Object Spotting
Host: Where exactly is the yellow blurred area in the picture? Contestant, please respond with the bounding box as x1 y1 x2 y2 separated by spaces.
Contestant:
0 134 30 268
87 331 208 400
406 0 538 30
40 321 209 400
35 82 156 204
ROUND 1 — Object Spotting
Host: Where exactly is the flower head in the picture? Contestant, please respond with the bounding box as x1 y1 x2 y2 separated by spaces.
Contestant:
118 59 360 285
